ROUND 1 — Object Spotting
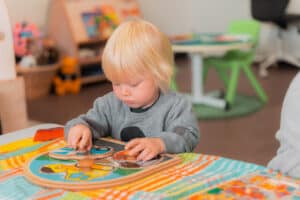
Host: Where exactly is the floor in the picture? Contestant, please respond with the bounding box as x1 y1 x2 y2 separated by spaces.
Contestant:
27 56 299 166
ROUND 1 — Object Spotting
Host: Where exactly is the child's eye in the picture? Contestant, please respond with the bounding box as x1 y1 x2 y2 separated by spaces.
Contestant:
130 81 141 87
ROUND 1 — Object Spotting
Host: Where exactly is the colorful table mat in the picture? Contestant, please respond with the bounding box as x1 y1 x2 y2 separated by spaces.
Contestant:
1 137 300 199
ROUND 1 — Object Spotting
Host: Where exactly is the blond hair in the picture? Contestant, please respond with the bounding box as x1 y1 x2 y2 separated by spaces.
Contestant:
102 19 174 92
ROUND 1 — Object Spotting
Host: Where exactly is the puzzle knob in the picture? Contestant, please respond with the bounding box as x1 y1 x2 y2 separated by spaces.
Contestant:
77 158 95 168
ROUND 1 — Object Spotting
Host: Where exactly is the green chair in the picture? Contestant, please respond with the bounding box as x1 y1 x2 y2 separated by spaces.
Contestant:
170 66 178 91
203 20 267 109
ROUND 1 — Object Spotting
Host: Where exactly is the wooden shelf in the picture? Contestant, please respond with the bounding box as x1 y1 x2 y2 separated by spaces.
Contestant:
79 56 102 65
48 0 141 85
81 74 107 84
78 38 107 46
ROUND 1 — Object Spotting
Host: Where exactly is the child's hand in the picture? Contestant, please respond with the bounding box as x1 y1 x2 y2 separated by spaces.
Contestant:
125 138 165 161
67 124 92 152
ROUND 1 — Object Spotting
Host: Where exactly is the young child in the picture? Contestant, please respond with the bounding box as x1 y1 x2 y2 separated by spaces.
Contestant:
65 19 200 161
268 72 300 178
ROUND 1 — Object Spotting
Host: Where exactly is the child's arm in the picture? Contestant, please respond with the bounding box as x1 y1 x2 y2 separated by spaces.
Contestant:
126 95 200 160
64 94 113 141
157 96 200 154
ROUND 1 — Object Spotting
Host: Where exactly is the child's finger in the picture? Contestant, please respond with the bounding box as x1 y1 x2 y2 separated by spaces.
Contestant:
86 138 93 151
68 135 80 148
127 143 144 156
87 143 92 151
137 149 150 161
125 139 141 150
78 133 90 150
142 152 156 161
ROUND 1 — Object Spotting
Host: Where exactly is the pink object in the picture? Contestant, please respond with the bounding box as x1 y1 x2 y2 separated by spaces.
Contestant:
13 22 40 57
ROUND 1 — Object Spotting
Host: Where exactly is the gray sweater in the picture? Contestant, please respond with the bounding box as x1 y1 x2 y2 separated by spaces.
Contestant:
65 91 200 153
268 72 300 178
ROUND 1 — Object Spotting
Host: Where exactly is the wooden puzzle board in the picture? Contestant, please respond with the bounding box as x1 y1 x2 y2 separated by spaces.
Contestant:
24 138 181 190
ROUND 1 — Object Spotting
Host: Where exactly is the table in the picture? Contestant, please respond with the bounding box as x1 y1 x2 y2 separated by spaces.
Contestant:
1 124 300 199
172 34 252 109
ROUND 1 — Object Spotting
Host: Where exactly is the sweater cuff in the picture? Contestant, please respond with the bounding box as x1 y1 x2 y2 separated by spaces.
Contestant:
158 132 187 154
64 119 89 140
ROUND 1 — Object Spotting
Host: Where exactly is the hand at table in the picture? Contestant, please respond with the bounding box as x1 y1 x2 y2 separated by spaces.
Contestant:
67 124 92 152
125 138 165 161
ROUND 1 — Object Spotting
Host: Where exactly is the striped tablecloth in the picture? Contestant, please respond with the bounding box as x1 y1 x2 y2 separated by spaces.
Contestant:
1 136 300 200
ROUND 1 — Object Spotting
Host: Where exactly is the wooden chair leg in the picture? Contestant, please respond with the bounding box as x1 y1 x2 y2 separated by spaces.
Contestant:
243 65 268 103
225 64 240 105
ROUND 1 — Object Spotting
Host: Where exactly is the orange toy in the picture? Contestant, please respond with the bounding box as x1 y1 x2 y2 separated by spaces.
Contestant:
53 57 81 95
33 127 64 141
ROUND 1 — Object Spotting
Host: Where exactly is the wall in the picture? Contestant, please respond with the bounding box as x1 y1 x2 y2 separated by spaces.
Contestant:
4 0 250 34
4 0 300 60
138 0 251 35
4 0 50 30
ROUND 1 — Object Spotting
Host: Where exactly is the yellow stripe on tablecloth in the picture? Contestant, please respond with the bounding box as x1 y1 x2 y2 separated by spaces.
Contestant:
0 138 38 153
0 139 66 171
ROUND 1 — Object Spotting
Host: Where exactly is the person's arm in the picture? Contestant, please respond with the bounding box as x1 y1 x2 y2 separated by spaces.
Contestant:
64 95 112 140
268 73 300 178
159 97 200 153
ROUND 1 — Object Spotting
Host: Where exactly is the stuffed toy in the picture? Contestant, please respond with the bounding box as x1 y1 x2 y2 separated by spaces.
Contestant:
53 57 81 95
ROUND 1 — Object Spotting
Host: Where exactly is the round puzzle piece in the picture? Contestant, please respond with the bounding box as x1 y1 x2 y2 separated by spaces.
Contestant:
49 145 113 160
112 150 164 169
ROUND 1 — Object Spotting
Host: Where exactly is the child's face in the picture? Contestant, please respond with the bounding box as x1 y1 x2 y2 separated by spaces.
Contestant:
112 77 159 108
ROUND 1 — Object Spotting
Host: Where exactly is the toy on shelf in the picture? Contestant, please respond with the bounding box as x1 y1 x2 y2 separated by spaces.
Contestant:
121 7 141 19
13 21 40 63
53 57 81 96
81 4 119 39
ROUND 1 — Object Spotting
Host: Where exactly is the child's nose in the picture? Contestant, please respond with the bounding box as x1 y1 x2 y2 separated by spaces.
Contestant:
121 86 130 96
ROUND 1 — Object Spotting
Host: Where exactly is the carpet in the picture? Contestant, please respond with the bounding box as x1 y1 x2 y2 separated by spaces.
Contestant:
193 94 265 120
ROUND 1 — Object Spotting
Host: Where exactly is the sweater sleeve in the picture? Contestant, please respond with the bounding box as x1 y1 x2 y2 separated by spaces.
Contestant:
158 96 200 153
64 95 112 140
268 72 300 178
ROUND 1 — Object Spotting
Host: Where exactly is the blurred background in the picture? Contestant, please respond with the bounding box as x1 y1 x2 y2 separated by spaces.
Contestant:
1 0 300 167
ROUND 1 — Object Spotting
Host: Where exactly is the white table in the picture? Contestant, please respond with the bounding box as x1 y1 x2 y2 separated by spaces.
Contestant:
172 41 251 109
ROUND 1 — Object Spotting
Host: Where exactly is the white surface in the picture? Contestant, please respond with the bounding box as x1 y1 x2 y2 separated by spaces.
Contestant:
4 0 250 35
138 0 250 35
0 123 62 145
287 0 300 15
0 0 16 80
189 53 226 108
173 39 251 108
4 0 49 30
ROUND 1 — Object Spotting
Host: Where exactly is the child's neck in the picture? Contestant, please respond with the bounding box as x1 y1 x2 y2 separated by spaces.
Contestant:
130 91 160 113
